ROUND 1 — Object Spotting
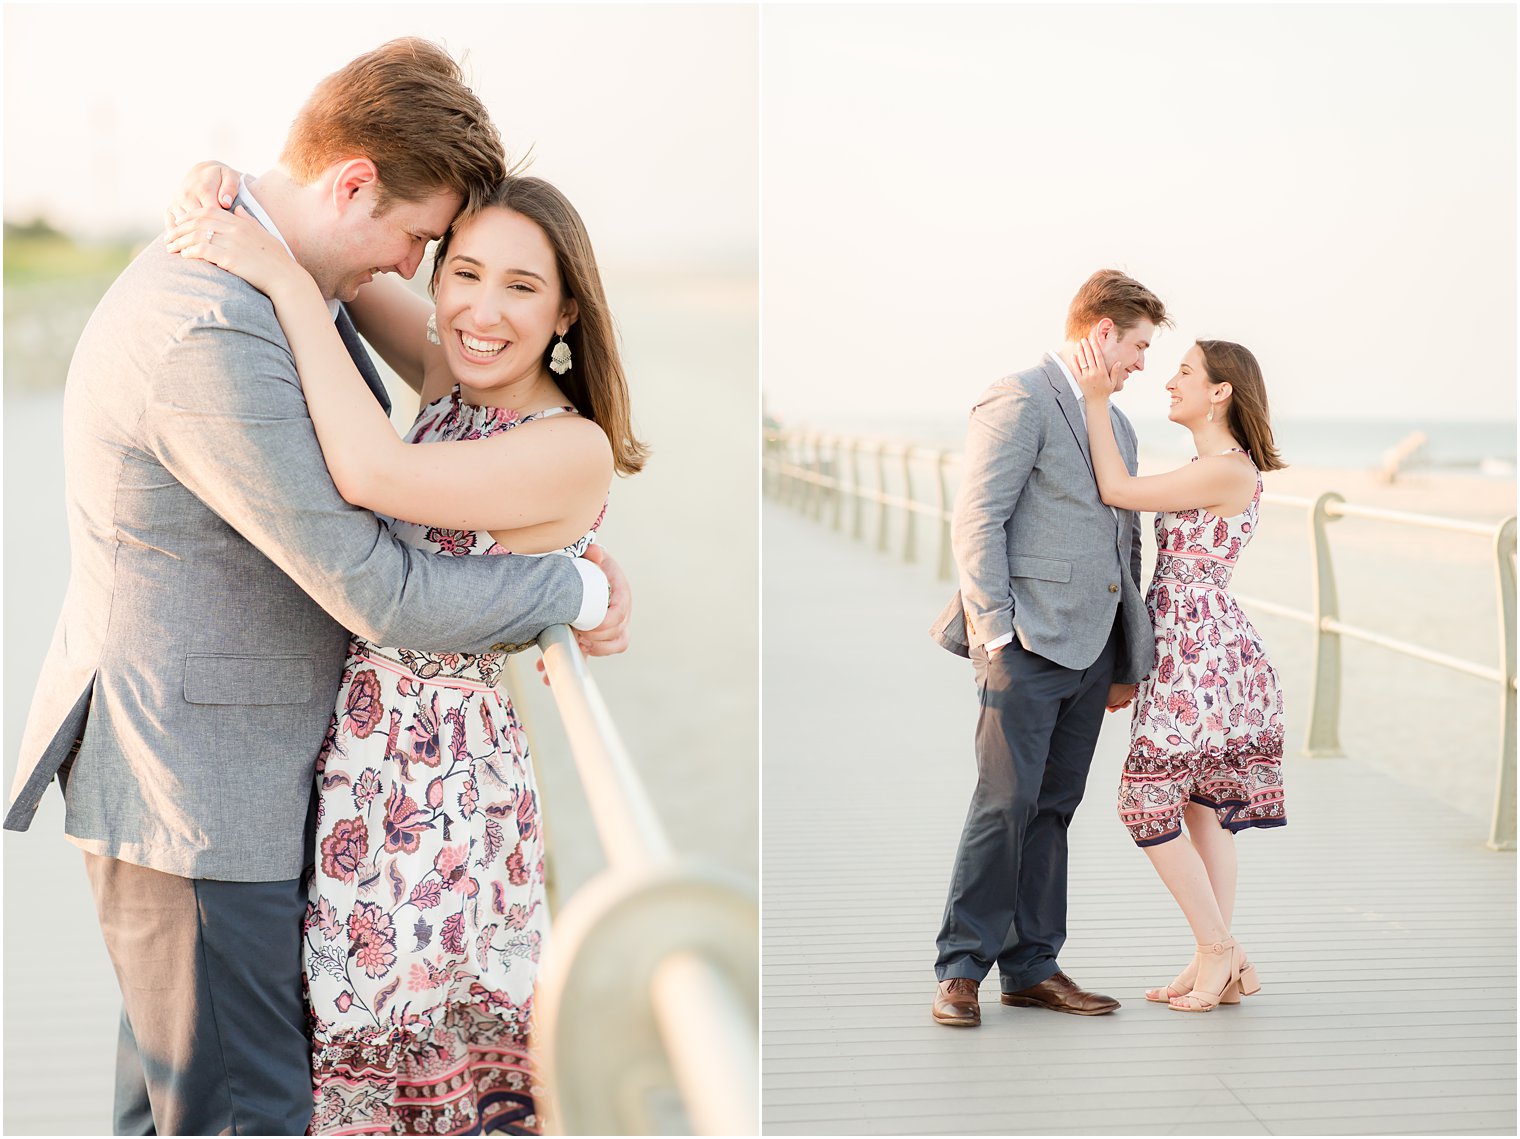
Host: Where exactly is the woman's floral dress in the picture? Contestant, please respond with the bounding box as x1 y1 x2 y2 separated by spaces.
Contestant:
305 387 599 1136
1118 451 1286 847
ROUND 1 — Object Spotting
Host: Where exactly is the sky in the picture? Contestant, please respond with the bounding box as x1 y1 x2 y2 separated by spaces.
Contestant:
4 3 1516 427
2 3 758 273
761 3 1517 426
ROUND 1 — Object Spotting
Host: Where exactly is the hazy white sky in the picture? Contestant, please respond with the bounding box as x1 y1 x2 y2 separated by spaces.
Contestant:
762 3 1517 425
5 3 1515 426
3 3 758 272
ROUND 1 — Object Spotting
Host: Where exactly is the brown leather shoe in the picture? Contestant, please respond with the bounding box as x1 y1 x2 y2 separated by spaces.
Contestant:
932 978 981 1026
1001 971 1120 1015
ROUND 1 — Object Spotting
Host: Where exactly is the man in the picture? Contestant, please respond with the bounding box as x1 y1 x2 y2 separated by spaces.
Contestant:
6 40 629 1134
928 270 1166 1026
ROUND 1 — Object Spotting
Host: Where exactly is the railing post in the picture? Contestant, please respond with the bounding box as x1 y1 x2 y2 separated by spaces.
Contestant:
793 433 806 514
850 441 864 541
936 450 954 583
876 443 890 553
809 434 826 522
901 446 917 564
791 433 804 509
1489 516 1517 851
778 431 790 504
1305 492 1345 757
830 436 844 531
796 431 808 517
794 433 807 509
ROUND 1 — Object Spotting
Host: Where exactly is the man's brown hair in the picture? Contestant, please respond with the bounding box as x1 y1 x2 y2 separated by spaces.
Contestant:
1064 269 1171 340
281 38 505 216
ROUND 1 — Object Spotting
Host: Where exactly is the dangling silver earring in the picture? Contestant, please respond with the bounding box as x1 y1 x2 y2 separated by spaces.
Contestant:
1207 404 1215 423
425 313 441 346
549 334 572 375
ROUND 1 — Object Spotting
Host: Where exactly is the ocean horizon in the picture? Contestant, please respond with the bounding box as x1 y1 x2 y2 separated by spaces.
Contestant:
765 410 1518 476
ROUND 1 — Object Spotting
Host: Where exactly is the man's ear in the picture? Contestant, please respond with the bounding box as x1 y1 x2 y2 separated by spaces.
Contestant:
331 158 380 214
1094 317 1116 343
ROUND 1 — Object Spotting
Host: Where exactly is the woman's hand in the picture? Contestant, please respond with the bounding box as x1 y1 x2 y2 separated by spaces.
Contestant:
1075 333 1126 403
165 205 313 302
577 544 631 657
165 161 243 229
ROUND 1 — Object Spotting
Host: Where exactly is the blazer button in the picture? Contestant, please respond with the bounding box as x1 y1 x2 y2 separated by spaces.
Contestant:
1108 583 1119 593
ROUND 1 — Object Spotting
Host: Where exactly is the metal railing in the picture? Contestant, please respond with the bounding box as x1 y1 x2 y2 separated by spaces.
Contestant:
765 428 1519 851
504 625 758 1135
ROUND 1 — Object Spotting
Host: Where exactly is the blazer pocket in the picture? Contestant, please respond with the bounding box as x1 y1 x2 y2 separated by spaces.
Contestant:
1007 554 1073 583
184 653 315 706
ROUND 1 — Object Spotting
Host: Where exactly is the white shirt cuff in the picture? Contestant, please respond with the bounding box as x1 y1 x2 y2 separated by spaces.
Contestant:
984 631 1015 651
569 557 609 631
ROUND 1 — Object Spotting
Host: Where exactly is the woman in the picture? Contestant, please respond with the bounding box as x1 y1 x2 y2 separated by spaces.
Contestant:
168 167 645 1132
1074 335 1285 1013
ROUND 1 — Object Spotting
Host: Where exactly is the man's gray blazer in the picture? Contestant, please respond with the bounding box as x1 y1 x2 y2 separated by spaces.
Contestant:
6 223 584 881
930 356 1154 684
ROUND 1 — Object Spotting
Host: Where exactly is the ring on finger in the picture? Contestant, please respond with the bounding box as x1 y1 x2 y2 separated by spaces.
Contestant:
204 229 214 244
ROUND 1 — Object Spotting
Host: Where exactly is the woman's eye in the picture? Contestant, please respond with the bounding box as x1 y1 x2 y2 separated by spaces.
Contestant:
454 270 478 281
509 282 535 293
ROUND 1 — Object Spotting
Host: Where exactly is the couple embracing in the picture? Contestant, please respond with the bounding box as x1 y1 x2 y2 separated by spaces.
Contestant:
8 39 643 1135
931 271 1287 1027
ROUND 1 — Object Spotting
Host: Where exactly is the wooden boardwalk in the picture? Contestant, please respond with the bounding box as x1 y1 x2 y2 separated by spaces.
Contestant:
762 500 1516 1136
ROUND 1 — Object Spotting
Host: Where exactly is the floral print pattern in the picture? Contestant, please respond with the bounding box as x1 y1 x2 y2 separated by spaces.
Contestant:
305 387 600 1135
1118 452 1286 846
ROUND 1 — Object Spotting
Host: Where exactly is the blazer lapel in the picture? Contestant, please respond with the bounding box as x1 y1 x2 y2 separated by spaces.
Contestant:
1044 356 1094 477
336 305 391 416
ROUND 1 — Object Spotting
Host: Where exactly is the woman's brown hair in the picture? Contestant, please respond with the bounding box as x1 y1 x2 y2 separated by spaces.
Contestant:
431 177 648 476
1195 340 1286 472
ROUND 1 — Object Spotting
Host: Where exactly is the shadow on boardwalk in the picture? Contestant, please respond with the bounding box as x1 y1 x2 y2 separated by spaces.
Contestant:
762 501 1516 1136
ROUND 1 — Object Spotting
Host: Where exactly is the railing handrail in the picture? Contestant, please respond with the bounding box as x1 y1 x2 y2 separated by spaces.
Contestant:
536 625 675 872
765 429 1509 534
764 427 1518 849
513 624 758 1135
1324 500 1500 537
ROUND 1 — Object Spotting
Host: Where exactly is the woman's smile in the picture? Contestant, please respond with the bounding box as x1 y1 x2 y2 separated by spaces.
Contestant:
456 330 509 361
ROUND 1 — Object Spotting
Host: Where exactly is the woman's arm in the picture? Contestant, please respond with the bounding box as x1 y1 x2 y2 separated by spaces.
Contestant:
1074 336 1254 514
166 205 612 534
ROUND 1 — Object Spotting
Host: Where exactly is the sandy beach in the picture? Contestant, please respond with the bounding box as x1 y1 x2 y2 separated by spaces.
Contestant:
2 269 758 1133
